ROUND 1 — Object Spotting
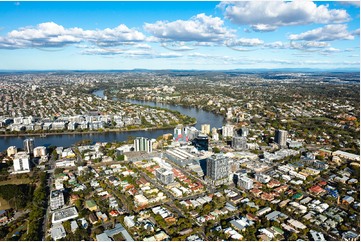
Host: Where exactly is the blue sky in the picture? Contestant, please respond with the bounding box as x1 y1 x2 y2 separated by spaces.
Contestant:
0 1 359 70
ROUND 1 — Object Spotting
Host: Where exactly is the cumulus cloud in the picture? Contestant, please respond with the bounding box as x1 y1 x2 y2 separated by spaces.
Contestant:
289 24 355 41
0 22 146 49
144 13 235 42
219 0 350 31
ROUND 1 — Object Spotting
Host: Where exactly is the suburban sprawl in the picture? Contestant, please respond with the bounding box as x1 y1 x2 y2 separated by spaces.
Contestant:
0 71 359 241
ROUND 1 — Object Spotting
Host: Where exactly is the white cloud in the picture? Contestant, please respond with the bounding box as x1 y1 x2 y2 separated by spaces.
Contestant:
82 47 130 55
339 1 360 7
81 46 183 59
252 24 278 32
352 28 360 36
193 42 217 46
157 52 183 58
225 38 264 47
291 41 330 48
288 40 349 56
289 24 355 41
0 22 146 49
144 13 235 42
160 42 196 51
219 0 350 31
87 24 145 46
133 43 152 49
321 47 341 53
264 41 288 49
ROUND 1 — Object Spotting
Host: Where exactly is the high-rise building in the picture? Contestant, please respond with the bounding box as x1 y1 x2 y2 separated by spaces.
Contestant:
275 130 288 147
232 136 247 150
33 146 47 157
174 124 186 142
206 155 229 186
201 124 210 135
13 152 30 173
211 127 219 141
50 190 65 210
192 134 209 151
23 138 34 154
7 146 17 156
134 137 154 153
238 176 254 190
155 168 174 185
222 124 234 138
211 127 218 134
185 126 199 141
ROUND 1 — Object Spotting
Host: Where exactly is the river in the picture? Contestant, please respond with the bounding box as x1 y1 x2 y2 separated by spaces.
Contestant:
0 90 224 151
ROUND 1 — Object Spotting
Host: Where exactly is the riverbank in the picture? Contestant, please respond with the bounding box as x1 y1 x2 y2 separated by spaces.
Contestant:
0 122 197 138
121 96 226 118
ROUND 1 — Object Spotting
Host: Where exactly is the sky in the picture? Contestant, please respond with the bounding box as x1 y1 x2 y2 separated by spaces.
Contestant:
0 1 359 70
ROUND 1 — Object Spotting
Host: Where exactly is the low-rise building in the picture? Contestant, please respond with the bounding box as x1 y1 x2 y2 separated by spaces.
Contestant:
50 223 66 240
85 200 98 211
155 168 174 185
51 207 79 224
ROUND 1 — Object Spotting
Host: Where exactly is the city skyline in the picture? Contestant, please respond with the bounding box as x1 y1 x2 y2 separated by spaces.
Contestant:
0 1 360 70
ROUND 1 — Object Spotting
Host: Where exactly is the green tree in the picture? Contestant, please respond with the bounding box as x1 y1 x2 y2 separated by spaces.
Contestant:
289 232 298 241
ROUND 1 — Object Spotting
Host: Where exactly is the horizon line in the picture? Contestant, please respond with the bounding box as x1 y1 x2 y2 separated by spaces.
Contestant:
0 68 359 72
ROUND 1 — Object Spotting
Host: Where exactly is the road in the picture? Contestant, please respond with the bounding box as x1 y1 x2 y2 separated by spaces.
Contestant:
41 152 57 240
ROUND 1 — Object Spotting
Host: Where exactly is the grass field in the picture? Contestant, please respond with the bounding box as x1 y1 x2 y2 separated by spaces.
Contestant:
0 178 31 186
0 178 32 210
0 197 11 210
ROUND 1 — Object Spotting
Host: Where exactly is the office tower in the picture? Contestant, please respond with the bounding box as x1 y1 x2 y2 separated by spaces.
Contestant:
134 137 154 153
232 136 247 150
222 124 234 138
275 130 288 147
206 155 229 186
201 124 210 135
192 134 209 151
155 168 174 185
13 152 30 173
238 176 254 190
23 138 34 154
